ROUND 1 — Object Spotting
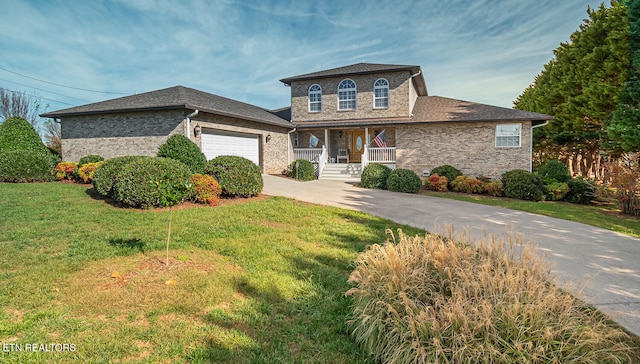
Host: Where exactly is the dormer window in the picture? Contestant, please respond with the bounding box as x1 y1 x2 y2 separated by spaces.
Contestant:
374 78 389 109
338 79 356 111
308 84 322 112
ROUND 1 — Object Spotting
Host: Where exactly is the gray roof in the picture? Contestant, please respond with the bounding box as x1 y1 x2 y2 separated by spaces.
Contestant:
41 86 293 129
411 96 551 123
280 62 428 95
293 96 552 129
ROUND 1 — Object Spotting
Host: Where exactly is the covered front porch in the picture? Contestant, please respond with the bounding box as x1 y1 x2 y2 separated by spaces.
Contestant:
292 127 396 179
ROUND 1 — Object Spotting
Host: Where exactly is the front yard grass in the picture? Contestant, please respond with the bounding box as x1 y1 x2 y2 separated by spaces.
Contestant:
0 182 423 363
421 190 640 238
1 183 638 363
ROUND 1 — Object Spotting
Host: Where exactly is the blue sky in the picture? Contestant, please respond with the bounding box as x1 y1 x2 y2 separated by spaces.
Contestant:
0 0 606 118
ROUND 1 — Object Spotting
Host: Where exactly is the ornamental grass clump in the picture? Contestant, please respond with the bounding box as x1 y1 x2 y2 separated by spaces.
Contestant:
347 229 636 364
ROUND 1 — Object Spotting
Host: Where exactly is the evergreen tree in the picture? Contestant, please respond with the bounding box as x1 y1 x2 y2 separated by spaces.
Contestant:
608 0 640 152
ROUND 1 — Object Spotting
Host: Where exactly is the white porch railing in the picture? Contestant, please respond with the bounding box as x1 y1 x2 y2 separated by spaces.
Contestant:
368 147 396 163
363 146 396 169
294 148 323 162
318 145 328 176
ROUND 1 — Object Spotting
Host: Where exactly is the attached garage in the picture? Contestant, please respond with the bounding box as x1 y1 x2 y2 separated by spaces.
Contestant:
201 129 260 166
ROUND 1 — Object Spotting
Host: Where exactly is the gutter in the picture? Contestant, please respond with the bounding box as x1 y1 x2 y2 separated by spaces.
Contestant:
530 120 549 172
287 127 297 166
185 109 199 139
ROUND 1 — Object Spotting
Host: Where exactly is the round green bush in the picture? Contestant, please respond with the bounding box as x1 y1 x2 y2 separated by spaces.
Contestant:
78 154 104 167
565 177 596 204
361 163 391 189
157 134 206 174
502 169 544 201
0 150 56 182
113 157 192 208
387 168 422 193
0 116 50 155
204 155 263 197
289 159 315 181
431 165 462 186
93 156 145 197
537 159 571 183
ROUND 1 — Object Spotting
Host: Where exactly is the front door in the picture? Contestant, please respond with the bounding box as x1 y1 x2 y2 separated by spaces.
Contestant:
346 131 366 162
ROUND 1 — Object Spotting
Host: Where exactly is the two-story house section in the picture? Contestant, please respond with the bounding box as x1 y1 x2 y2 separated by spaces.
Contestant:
280 63 551 180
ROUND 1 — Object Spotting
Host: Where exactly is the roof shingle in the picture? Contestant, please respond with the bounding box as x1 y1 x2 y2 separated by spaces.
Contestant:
41 86 293 128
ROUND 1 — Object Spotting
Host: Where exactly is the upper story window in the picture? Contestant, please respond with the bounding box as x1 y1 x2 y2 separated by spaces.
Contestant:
495 124 521 147
338 79 356 111
308 84 322 113
373 78 389 109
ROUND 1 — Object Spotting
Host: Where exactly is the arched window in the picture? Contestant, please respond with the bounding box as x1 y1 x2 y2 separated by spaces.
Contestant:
374 78 389 109
308 84 322 112
338 79 356 110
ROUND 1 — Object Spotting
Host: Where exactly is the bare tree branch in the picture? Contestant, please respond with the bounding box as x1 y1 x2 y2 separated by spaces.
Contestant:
0 88 43 132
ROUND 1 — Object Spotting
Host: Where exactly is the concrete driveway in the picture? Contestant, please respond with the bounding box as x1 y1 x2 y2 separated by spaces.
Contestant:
262 175 640 336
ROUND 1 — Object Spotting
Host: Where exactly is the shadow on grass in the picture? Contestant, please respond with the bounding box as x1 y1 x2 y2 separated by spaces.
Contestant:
108 238 145 253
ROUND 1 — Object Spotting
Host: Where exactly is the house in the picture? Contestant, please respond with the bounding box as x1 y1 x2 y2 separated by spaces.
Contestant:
42 62 552 180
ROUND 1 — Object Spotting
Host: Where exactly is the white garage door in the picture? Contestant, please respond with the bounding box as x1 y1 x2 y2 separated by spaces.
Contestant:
201 130 260 166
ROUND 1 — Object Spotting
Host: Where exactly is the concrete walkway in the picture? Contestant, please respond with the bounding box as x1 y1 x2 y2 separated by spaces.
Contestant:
262 175 640 336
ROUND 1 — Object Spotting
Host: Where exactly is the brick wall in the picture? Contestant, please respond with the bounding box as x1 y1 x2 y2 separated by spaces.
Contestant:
193 114 292 174
61 110 185 162
290 71 412 122
61 109 292 174
396 121 532 180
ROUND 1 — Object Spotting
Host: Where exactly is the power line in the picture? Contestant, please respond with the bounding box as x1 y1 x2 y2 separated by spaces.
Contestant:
0 78 90 103
0 88 76 107
0 67 128 95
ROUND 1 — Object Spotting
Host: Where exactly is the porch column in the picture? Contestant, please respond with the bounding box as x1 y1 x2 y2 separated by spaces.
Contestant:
324 128 329 162
365 127 369 145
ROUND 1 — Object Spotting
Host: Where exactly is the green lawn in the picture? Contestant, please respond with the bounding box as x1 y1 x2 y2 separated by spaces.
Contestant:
421 190 640 238
0 182 423 363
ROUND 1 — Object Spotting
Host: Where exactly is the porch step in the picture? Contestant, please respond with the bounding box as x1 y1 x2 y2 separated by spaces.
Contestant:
319 163 362 181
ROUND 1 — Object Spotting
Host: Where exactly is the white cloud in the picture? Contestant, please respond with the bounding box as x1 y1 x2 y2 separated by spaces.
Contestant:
0 0 606 112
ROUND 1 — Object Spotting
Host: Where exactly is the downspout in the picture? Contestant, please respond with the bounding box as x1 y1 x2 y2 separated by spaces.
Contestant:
409 70 422 116
530 120 549 172
185 109 199 139
287 127 297 166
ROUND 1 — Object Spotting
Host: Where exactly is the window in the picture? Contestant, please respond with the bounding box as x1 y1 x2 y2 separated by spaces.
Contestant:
308 84 322 112
495 124 521 147
338 79 356 110
373 78 389 108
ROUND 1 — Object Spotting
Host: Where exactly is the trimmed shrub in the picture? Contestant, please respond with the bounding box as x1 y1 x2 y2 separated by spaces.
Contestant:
430 165 462 186
386 169 421 193
93 156 145 197
113 157 191 208
544 182 570 201
483 180 504 197
189 174 222 206
0 150 56 182
77 161 103 184
157 134 206 174
0 116 50 155
288 159 315 181
347 231 636 363
502 169 544 201
361 163 391 189
450 175 484 194
204 155 263 197
537 159 571 183
0 116 59 182
565 177 597 205
424 173 448 192
55 161 78 181
78 154 104 168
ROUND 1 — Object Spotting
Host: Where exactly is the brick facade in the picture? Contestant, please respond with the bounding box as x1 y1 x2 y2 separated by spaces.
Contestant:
61 109 292 174
396 121 532 179
290 71 412 122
